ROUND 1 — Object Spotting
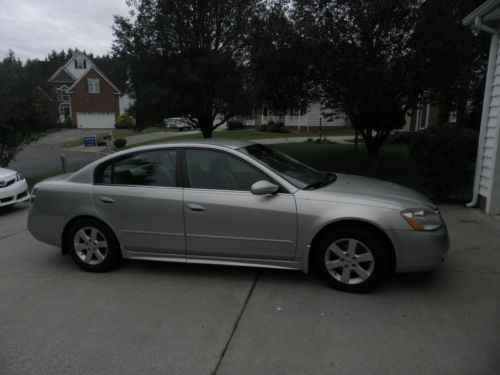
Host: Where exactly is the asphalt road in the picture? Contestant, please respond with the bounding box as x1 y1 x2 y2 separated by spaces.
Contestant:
1 204 499 374
10 147 99 184
9 130 108 185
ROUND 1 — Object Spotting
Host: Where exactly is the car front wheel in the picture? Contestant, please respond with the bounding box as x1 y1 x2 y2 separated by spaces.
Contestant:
67 218 121 272
314 227 390 292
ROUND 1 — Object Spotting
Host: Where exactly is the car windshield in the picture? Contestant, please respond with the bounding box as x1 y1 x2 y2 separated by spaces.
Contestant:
240 144 336 189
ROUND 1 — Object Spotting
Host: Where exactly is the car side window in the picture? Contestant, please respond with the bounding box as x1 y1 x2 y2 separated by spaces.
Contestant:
96 150 177 187
185 149 270 191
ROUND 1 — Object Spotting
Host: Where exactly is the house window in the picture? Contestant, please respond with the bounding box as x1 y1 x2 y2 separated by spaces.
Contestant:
56 85 70 102
75 59 87 69
418 104 430 130
449 109 458 123
87 79 100 94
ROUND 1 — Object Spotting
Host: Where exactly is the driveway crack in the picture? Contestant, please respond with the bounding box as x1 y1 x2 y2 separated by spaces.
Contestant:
212 270 260 375
0 229 27 241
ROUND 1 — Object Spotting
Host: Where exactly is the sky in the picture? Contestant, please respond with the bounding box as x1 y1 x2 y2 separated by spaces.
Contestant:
0 0 131 61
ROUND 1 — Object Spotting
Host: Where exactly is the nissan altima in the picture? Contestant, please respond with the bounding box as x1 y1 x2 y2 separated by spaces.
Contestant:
28 140 449 292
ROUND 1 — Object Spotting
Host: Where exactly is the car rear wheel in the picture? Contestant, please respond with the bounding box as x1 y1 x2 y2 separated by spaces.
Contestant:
314 227 390 292
67 218 121 272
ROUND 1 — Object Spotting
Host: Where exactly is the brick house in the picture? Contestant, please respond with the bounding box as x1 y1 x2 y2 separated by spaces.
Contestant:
48 52 127 129
402 103 458 132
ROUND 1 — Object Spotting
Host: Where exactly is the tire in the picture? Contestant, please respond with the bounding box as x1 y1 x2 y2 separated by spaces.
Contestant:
313 226 390 293
66 218 122 272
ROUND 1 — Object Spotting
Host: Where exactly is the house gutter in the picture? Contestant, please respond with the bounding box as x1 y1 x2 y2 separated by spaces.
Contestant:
466 16 498 208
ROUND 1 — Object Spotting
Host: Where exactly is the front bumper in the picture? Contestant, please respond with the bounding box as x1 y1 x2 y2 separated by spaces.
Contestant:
389 226 450 272
0 179 30 207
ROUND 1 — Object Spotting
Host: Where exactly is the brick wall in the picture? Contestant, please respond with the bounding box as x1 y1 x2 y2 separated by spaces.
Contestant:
70 69 119 126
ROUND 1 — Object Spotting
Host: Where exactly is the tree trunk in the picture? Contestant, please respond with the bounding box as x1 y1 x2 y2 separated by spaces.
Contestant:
198 116 214 138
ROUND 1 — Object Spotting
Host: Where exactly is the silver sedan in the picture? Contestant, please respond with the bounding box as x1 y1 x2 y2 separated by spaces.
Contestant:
28 140 449 292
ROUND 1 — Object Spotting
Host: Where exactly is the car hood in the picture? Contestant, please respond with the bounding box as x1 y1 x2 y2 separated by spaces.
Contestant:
315 174 435 209
0 167 17 179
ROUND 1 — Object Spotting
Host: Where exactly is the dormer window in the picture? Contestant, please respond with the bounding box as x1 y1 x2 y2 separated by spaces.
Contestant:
87 78 100 94
75 59 87 69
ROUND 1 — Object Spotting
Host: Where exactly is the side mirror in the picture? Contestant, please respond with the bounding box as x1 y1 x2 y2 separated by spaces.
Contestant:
251 180 279 195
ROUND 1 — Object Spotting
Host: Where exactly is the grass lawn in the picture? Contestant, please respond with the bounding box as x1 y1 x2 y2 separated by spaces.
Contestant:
111 126 166 139
133 127 355 144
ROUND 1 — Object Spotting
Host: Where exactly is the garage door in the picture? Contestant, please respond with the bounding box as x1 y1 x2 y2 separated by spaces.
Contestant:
76 112 116 129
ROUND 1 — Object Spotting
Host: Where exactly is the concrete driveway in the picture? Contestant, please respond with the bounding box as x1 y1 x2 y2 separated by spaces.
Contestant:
0 205 499 375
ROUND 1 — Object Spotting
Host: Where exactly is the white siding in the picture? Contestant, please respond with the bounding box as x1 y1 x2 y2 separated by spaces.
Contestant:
479 35 500 214
490 95 500 107
119 94 135 114
306 103 349 127
64 53 92 80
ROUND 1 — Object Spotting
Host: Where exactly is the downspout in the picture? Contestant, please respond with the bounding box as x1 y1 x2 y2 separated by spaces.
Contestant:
466 16 498 208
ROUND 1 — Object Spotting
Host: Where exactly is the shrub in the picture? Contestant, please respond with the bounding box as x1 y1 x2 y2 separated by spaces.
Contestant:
116 113 136 129
267 121 277 132
410 124 477 200
227 120 246 131
113 138 127 148
257 124 268 132
279 126 289 134
62 117 73 128
267 121 286 133
388 131 414 144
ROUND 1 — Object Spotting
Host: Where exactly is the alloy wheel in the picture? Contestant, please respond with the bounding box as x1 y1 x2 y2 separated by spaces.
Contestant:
73 226 109 266
324 238 375 285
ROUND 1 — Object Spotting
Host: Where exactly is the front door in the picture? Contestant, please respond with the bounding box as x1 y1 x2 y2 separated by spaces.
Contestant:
92 149 185 256
183 148 297 261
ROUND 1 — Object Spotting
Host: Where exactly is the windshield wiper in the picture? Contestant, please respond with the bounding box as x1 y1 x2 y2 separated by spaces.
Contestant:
303 172 337 190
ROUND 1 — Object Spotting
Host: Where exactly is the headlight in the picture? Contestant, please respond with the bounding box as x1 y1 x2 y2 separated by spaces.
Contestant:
401 208 443 231
16 173 24 181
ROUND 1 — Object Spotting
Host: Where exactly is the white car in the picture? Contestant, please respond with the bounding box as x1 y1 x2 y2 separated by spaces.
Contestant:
0 167 30 208
164 117 194 131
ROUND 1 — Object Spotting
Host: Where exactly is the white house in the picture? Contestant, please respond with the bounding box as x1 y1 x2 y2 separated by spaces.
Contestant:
242 102 350 131
464 0 500 214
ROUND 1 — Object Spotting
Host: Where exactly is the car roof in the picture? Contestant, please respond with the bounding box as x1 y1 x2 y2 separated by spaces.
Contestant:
127 138 255 152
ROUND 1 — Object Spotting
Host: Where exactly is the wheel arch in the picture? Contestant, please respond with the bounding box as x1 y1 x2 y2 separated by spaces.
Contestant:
307 219 396 274
61 215 121 255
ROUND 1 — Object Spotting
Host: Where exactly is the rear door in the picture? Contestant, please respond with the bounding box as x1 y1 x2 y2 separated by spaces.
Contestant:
92 149 185 257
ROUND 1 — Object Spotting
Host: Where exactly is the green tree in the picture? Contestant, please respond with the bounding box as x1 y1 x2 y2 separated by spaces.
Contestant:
410 0 488 128
294 0 421 158
294 0 487 158
0 51 52 167
113 0 258 137
248 2 317 113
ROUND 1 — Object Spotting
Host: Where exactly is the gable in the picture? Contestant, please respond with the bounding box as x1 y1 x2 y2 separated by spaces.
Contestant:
69 68 120 95
51 69 75 83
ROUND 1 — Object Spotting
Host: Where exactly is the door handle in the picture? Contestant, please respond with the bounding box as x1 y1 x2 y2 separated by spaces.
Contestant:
98 196 115 204
186 203 206 212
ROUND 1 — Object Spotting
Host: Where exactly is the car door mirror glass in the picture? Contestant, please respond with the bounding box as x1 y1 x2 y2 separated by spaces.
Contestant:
251 180 279 195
